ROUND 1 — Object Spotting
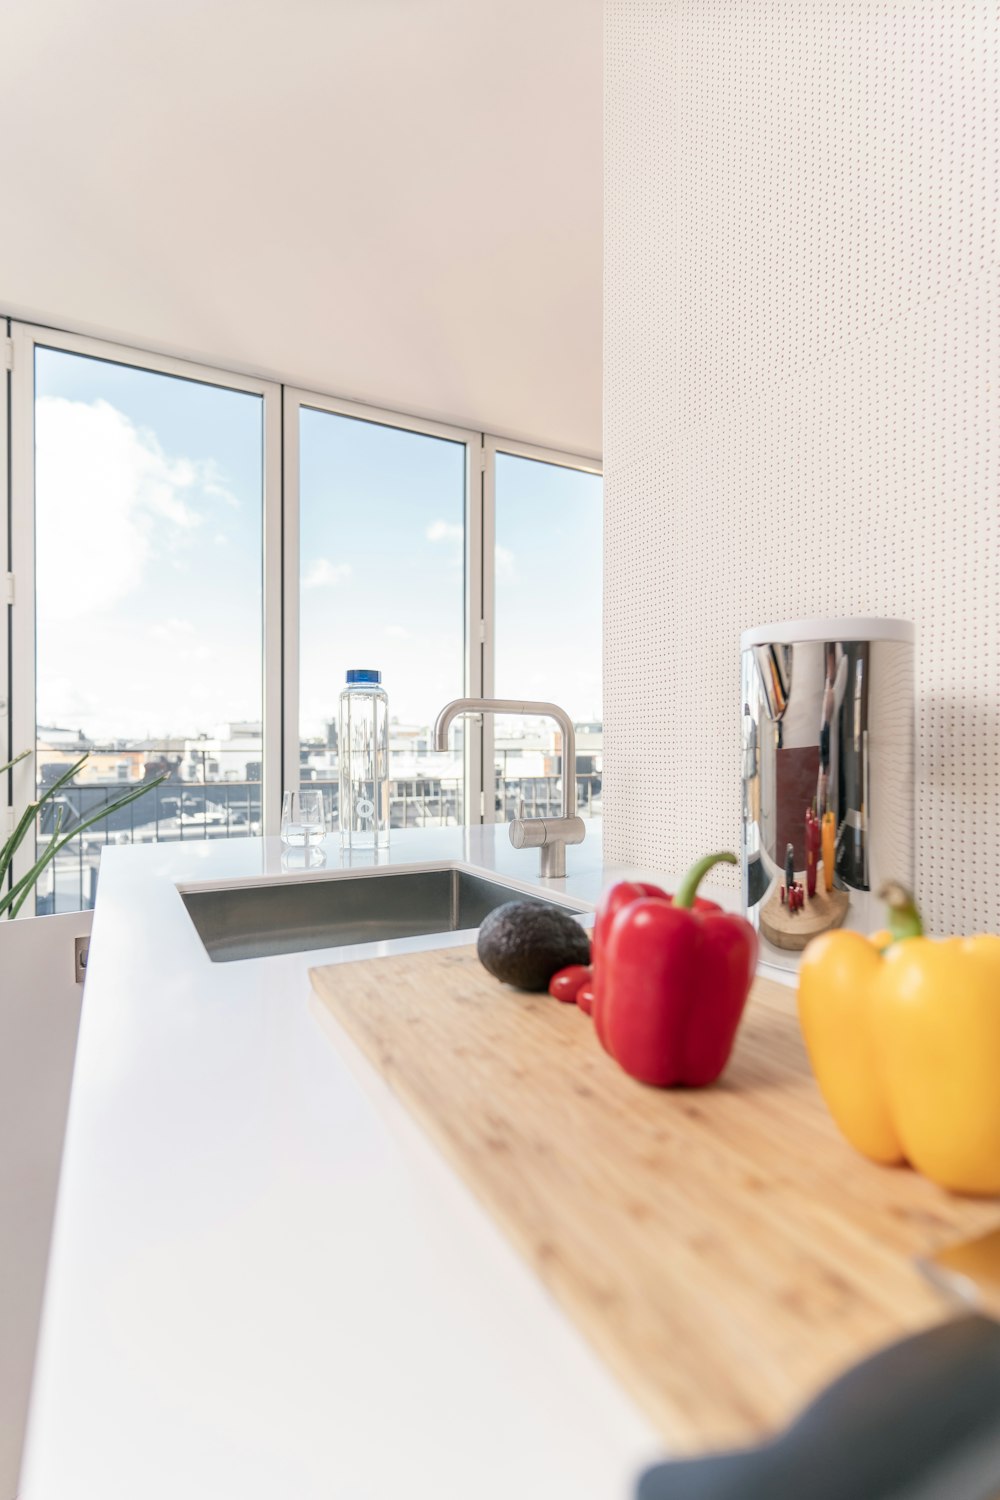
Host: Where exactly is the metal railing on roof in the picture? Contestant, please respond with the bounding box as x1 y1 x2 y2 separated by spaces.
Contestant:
32 750 601 913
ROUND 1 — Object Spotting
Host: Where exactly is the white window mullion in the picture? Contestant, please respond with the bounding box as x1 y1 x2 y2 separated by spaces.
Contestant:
280 386 302 807
261 383 283 836
9 322 37 909
480 436 498 822
463 437 485 823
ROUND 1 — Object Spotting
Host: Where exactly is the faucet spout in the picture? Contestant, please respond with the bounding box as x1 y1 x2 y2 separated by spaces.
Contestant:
434 697 578 818
433 697 585 876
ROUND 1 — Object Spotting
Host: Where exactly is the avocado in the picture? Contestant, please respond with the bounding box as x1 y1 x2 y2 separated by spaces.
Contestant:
477 901 590 992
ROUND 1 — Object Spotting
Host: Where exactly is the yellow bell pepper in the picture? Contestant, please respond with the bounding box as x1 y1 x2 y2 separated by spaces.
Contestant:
798 882 1000 1195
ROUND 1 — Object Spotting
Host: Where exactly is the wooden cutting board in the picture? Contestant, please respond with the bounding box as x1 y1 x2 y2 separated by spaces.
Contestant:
310 946 1000 1453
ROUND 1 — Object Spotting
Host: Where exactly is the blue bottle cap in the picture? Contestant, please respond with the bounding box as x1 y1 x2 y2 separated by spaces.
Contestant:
346 669 381 684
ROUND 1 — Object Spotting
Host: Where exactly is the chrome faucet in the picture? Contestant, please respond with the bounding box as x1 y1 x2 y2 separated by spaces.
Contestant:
433 698 586 878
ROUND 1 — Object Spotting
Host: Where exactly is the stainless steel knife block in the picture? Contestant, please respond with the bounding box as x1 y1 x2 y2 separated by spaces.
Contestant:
740 618 914 970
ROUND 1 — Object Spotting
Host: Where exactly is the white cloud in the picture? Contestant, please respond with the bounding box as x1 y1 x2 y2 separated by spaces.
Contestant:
34 396 231 622
33 396 262 739
37 675 99 731
303 557 353 590
199 460 240 508
496 544 515 576
426 520 463 544
385 624 409 639
150 617 196 641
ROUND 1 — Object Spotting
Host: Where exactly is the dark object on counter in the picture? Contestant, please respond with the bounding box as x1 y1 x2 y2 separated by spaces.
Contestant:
744 852 769 909
637 1315 1000 1500
476 901 590 992
784 841 795 901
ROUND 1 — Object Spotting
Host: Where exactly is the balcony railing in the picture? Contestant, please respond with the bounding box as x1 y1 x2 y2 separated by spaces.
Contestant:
32 751 601 914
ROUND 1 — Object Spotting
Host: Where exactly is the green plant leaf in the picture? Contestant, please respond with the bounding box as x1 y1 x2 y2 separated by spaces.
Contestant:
38 754 90 801
8 805 65 919
0 801 39 890
2 756 168 918
0 748 31 778
1 843 60 919
1 751 88 888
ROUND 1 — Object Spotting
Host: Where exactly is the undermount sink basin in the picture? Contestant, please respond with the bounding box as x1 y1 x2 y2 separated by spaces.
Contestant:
180 865 588 964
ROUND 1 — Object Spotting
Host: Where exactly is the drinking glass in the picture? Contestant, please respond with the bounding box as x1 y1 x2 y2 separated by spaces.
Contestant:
281 788 326 847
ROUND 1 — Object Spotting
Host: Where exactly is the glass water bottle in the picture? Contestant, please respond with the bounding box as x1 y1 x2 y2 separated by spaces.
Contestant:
338 669 390 850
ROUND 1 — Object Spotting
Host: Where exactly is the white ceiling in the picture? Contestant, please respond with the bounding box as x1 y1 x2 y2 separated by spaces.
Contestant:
0 0 602 456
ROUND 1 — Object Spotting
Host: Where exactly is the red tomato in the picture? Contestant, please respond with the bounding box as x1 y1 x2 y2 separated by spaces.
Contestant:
576 983 596 1016
548 965 593 1004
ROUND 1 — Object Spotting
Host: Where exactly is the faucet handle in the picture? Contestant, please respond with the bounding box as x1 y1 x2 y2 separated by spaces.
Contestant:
518 797 526 820
510 815 547 850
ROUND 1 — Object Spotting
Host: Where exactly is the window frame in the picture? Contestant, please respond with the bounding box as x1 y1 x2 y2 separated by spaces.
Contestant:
283 387 484 826
2 321 10 785
481 435 602 822
7 323 283 903
0 316 602 914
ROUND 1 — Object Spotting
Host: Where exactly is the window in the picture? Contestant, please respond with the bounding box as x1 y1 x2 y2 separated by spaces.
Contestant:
490 448 603 821
2 320 601 920
11 332 278 913
292 400 472 828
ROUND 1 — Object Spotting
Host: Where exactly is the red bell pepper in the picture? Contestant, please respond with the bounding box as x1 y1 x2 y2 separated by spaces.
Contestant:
591 877 717 1046
598 853 757 1088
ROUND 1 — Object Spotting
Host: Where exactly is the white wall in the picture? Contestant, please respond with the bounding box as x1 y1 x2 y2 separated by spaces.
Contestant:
603 2 1000 936
0 914 90 1500
0 0 603 456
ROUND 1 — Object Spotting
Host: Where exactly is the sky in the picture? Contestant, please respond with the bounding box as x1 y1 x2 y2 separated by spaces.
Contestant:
298 407 466 734
493 453 602 720
35 347 263 746
34 346 602 748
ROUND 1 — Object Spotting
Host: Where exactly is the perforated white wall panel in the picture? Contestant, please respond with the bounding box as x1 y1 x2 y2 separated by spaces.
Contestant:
604 2 1000 936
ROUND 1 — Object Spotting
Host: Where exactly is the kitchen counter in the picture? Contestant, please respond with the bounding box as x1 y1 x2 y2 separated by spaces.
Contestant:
21 823 735 1500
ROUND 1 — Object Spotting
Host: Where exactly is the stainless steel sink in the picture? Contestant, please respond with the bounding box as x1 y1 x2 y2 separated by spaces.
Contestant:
180 866 588 964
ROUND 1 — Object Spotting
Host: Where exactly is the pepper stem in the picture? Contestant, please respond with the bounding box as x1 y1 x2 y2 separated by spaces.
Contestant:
673 852 738 909
877 880 924 942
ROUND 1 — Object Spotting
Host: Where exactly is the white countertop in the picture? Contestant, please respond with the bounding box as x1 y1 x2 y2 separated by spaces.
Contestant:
20 824 747 1500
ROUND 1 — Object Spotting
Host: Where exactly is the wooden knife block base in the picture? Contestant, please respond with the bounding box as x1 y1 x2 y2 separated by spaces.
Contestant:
759 883 850 951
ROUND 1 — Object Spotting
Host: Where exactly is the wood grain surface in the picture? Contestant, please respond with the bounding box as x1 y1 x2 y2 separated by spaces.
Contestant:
310 946 1000 1452
759 884 849 951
